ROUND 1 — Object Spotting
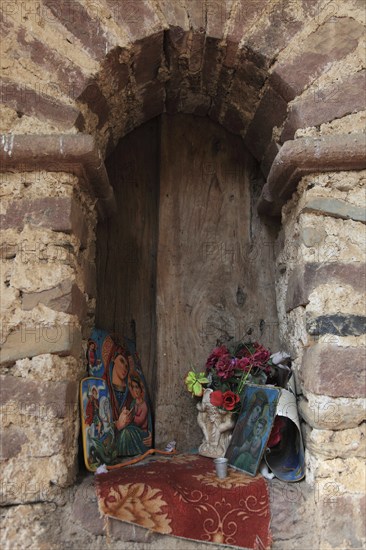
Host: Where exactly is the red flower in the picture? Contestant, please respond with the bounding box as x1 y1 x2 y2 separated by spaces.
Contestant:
216 355 235 379
236 357 250 371
222 390 240 411
267 417 285 448
205 346 229 370
210 390 224 407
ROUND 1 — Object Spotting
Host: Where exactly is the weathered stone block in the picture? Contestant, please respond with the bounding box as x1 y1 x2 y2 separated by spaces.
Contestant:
247 0 309 62
187 31 206 77
1 376 78 420
300 344 366 398
260 141 281 178
206 0 235 39
302 197 366 223
306 314 366 337
12 354 84 383
0 426 26 460
0 77 83 130
222 104 248 135
0 503 59 550
100 47 130 95
286 263 366 313
303 424 366 460
0 324 82 364
105 0 162 42
1 453 78 505
299 391 365 430
227 0 269 45
281 70 366 141
201 37 221 95
158 0 188 29
141 80 165 121
43 0 110 60
17 27 87 99
0 196 88 246
21 281 87 320
72 478 105 536
319 494 365 550
271 18 364 101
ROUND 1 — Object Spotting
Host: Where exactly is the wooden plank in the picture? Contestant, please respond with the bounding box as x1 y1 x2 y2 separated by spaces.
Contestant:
155 114 279 449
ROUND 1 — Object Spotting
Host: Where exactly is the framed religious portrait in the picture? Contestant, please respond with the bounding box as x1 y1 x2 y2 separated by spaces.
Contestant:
225 384 280 476
81 328 154 471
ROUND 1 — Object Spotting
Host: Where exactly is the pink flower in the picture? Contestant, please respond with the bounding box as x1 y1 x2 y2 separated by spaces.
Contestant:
222 391 240 411
210 390 224 407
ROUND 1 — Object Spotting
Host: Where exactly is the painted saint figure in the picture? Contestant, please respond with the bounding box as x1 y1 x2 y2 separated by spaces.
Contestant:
233 417 268 473
115 376 152 455
85 385 103 438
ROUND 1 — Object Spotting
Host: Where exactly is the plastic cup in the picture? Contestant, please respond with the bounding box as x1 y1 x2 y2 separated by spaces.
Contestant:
214 457 228 478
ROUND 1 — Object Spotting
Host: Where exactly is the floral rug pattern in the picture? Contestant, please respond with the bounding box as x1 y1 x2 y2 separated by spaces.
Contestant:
96 454 272 549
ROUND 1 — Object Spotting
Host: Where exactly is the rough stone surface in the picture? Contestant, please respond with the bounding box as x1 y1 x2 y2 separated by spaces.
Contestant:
306 314 366 337
299 391 366 430
271 17 364 101
303 423 366 460
0 323 82 364
0 77 84 130
0 196 88 244
302 196 366 223
318 494 366 550
8 354 85 383
43 0 113 60
282 69 366 141
21 281 87 319
300 344 366 398
286 263 366 313
1 503 60 550
1 376 78 418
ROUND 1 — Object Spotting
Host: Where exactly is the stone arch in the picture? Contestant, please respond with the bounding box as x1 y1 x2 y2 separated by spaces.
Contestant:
1 1 365 163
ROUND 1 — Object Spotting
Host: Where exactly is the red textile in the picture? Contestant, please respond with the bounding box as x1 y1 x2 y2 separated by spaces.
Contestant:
95 453 272 549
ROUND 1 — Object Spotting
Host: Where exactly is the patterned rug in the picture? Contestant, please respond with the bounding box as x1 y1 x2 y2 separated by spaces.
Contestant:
95 453 272 549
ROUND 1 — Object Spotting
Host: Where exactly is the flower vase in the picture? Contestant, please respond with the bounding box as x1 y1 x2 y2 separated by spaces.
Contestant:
197 388 236 458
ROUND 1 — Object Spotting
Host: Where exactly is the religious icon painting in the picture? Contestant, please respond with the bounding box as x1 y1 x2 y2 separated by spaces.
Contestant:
81 328 154 470
225 384 281 476
80 377 117 472
86 328 116 378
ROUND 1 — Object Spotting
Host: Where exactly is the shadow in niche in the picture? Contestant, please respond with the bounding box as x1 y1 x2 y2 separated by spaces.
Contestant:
94 113 281 454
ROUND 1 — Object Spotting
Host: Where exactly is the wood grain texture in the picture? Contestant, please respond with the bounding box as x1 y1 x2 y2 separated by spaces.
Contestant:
155 114 279 449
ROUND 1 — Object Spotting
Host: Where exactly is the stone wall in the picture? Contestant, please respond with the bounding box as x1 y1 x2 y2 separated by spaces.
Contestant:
275 169 366 548
0 169 97 505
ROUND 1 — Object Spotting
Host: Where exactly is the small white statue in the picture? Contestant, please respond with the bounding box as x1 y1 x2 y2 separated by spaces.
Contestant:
197 388 236 458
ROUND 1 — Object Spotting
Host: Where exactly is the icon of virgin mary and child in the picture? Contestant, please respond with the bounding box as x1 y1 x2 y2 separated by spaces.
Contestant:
103 345 153 457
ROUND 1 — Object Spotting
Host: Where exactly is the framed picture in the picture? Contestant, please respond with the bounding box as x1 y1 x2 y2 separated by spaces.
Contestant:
225 384 280 476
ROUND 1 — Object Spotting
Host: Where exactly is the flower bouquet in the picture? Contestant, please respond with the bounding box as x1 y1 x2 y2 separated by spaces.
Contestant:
185 340 302 478
185 341 274 413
